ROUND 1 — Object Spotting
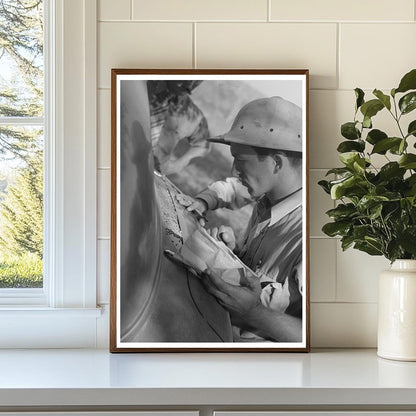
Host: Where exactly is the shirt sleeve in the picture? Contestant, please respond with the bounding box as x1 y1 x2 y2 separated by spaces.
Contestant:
197 177 251 211
260 260 303 315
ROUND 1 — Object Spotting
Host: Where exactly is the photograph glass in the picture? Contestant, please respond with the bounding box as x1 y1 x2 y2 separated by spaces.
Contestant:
111 70 309 352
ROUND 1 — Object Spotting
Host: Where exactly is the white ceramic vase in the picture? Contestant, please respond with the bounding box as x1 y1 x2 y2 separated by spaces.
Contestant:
378 259 416 361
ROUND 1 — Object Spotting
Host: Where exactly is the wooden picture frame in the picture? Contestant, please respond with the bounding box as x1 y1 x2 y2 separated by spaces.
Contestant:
110 69 310 352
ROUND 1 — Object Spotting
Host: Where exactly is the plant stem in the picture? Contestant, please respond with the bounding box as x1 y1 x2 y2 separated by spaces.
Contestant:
390 97 406 139
380 214 391 241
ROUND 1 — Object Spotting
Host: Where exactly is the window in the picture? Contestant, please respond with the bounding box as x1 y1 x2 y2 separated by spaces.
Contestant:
0 0 101 348
0 0 45 292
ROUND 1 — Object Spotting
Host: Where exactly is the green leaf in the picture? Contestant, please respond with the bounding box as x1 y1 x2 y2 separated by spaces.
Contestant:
378 162 406 181
363 116 372 129
341 122 361 140
330 176 354 199
365 236 384 251
339 152 360 166
353 224 374 240
399 154 416 169
337 140 365 153
410 206 416 222
396 69 416 94
357 195 389 212
399 139 407 154
369 203 383 220
371 137 402 154
407 196 416 207
341 235 355 251
326 203 356 220
384 203 400 222
330 175 363 200
399 92 416 115
354 241 383 256
355 88 365 110
398 227 416 255
391 88 396 97
318 180 331 194
386 240 402 262
406 175 416 196
407 120 416 137
408 174 416 186
407 174 416 191
389 139 407 155
360 99 384 119
353 158 366 174
325 167 352 176
373 89 391 110
322 221 351 237
366 129 387 145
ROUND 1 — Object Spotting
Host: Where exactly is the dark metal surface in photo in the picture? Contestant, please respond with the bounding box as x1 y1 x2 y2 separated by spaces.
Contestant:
118 79 232 344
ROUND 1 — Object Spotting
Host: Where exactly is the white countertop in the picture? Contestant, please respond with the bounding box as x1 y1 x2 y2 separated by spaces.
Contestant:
0 348 416 408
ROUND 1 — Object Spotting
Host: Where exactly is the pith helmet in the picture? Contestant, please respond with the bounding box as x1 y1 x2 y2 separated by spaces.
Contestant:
209 96 302 152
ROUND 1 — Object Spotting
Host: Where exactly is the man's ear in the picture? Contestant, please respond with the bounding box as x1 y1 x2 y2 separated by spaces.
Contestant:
272 154 283 174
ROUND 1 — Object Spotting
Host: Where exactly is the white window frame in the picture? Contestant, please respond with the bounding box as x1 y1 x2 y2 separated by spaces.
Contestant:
0 0 101 348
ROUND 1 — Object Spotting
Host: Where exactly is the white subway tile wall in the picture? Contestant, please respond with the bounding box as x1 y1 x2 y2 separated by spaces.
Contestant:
309 90 354 169
309 170 334 237
97 169 111 239
311 303 378 347
98 22 193 88
196 23 338 89
310 239 337 302
131 0 268 21
336 246 390 303
97 240 110 305
96 0 416 347
99 0 131 21
98 90 111 168
340 24 416 90
270 0 414 22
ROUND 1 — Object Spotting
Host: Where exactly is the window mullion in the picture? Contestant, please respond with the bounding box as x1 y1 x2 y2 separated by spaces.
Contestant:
0 117 45 126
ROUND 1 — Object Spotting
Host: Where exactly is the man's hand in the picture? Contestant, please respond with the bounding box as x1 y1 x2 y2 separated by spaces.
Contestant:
202 268 261 317
208 225 236 251
186 198 208 226
186 198 208 215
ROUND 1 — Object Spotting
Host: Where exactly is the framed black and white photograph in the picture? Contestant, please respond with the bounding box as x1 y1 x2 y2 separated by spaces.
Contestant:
110 69 310 352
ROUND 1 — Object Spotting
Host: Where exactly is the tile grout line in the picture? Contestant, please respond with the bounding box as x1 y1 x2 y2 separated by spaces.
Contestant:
267 0 271 22
336 22 340 90
98 19 415 24
333 230 338 303
130 0 133 20
311 301 378 305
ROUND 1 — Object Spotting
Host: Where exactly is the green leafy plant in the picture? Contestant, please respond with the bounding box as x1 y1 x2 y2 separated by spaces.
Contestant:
319 69 416 262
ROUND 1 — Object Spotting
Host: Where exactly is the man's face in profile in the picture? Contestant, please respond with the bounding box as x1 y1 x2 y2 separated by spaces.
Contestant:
231 143 277 199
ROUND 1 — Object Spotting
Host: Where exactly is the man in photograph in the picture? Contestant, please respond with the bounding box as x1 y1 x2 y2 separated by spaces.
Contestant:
148 81 210 176
187 96 304 343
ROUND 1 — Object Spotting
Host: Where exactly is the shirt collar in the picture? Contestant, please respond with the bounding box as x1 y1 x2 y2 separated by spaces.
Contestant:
269 188 302 226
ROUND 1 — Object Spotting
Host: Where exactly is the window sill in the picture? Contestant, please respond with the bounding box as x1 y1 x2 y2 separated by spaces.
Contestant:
0 349 415 411
0 306 102 316
0 307 104 348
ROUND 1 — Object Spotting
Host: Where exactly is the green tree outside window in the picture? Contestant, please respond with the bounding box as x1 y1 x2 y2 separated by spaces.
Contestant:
0 0 44 288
